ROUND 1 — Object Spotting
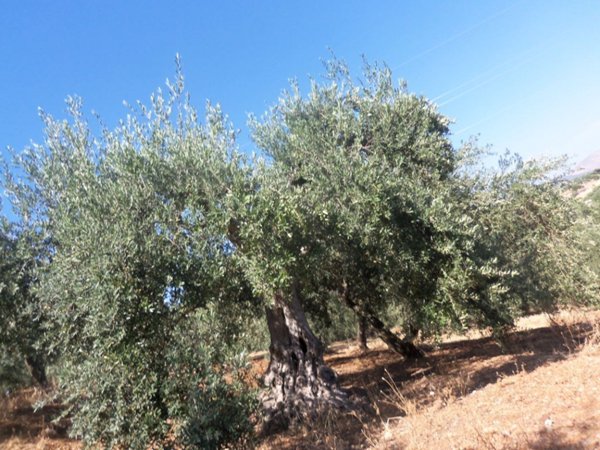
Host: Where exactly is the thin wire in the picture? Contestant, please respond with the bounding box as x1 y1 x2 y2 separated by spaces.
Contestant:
432 43 547 103
438 55 539 107
393 1 520 70
452 87 541 137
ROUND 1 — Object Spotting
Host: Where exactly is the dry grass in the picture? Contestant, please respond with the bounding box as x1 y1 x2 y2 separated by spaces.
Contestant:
375 348 600 449
380 369 418 417
0 387 80 450
548 309 600 353
370 309 600 450
3 309 600 449
259 309 600 449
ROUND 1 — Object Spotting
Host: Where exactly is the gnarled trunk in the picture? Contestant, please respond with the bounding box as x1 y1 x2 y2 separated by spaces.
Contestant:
261 284 348 431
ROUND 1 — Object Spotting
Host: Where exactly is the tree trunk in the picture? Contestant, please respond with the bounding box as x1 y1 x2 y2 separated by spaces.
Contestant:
362 312 424 359
25 354 48 388
342 282 424 359
357 315 369 352
261 284 348 432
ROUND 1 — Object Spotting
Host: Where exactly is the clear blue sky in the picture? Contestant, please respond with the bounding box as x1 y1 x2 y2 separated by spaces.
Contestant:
1 1 599 168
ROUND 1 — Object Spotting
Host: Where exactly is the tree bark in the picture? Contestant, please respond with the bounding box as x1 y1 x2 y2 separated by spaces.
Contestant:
261 284 348 432
24 354 48 388
342 282 424 359
362 312 424 359
357 315 369 352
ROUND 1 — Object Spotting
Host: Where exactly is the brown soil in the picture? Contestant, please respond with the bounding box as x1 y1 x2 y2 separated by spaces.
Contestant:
2 309 599 449
0 388 79 449
259 309 600 449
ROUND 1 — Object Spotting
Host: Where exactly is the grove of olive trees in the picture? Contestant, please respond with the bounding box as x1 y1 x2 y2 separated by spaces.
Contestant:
1 58 596 448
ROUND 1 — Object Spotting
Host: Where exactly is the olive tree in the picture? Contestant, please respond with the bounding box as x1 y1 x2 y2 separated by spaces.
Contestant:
238 61 465 426
7 66 257 448
569 172 600 293
241 60 599 428
0 202 53 388
458 152 599 322
5 56 595 442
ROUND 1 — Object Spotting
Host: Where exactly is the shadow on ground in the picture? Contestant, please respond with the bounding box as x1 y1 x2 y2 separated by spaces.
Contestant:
260 318 596 449
2 319 596 449
0 390 70 444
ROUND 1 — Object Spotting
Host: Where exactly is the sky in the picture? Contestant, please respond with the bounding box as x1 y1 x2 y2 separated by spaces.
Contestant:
1 1 600 171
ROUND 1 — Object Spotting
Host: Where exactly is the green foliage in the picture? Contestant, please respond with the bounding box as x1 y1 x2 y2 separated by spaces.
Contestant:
477 154 595 310
58 312 257 449
572 172 600 284
427 150 598 336
244 59 595 340
242 60 467 338
0 210 51 388
304 290 360 344
2 55 596 447
0 347 31 391
243 61 455 328
5 62 257 448
164 313 258 449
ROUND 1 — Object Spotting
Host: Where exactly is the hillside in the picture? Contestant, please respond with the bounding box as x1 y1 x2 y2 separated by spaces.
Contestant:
2 310 599 449
376 352 600 449
261 310 600 449
574 150 600 176
374 313 600 449
568 170 600 199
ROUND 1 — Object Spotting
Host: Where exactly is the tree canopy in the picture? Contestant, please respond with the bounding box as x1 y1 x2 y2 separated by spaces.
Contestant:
0 58 596 448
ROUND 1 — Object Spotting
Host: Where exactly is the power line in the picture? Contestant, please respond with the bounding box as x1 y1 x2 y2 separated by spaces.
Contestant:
393 1 520 70
432 44 546 104
452 87 541 137
438 51 542 107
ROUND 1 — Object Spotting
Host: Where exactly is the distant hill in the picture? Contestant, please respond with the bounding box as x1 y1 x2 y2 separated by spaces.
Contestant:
572 149 600 177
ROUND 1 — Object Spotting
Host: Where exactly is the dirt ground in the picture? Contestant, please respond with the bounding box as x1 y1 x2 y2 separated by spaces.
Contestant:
260 309 600 449
2 309 600 449
0 388 78 450
574 176 600 199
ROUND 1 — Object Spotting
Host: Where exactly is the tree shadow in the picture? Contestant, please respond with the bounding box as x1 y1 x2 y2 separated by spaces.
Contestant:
337 319 594 419
525 420 598 449
259 317 597 448
0 392 69 443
